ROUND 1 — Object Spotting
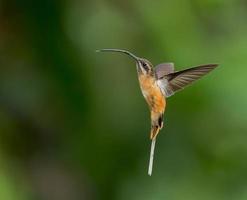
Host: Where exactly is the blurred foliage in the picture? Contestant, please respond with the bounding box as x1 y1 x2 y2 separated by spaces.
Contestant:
0 0 247 199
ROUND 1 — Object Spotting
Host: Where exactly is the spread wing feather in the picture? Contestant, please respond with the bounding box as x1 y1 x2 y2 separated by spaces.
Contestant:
156 64 218 97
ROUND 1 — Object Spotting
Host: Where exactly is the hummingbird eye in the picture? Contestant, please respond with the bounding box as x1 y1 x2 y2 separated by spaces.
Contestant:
141 61 149 71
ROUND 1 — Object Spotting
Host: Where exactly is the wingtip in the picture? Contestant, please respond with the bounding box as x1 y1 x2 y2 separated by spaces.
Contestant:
194 63 219 70
202 63 219 68
211 63 219 67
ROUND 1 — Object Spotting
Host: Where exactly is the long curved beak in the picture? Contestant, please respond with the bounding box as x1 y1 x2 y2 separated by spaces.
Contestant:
96 48 140 62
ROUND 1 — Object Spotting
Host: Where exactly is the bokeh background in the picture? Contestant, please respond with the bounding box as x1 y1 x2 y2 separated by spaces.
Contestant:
0 0 247 199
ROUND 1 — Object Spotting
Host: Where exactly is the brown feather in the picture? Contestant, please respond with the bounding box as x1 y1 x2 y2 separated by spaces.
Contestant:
157 64 218 97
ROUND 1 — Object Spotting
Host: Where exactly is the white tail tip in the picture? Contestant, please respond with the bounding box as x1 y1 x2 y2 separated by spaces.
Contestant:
148 138 156 176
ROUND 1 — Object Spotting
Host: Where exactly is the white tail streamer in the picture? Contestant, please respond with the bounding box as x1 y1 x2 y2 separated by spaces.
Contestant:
148 138 156 176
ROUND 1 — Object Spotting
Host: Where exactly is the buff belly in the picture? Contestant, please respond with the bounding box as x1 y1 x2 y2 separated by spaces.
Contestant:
138 75 166 114
138 74 166 139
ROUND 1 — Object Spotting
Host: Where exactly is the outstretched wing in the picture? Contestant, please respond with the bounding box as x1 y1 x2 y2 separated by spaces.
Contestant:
156 64 218 97
154 63 174 79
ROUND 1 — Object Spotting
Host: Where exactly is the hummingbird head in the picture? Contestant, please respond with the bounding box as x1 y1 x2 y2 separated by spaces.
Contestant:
96 49 153 75
136 58 153 75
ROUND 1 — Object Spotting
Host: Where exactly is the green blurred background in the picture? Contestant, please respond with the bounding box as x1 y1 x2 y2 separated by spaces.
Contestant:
0 0 247 199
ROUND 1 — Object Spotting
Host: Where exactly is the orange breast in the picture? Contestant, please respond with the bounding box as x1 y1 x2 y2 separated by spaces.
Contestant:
138 74 166 114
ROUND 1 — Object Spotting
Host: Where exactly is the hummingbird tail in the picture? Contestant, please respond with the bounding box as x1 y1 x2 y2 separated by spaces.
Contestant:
148 113 163 175
150 113 163 140
148 138 156 176
150 114 163 139
150 126 160 140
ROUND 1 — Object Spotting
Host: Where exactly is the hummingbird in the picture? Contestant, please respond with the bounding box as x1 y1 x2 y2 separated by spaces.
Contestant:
96 48 218 176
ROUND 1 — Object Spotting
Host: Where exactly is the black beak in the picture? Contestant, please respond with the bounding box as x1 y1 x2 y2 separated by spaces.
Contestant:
96 48 140 62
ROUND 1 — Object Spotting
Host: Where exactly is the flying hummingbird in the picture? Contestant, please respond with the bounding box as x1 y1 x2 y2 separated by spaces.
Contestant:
96 48 218 176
